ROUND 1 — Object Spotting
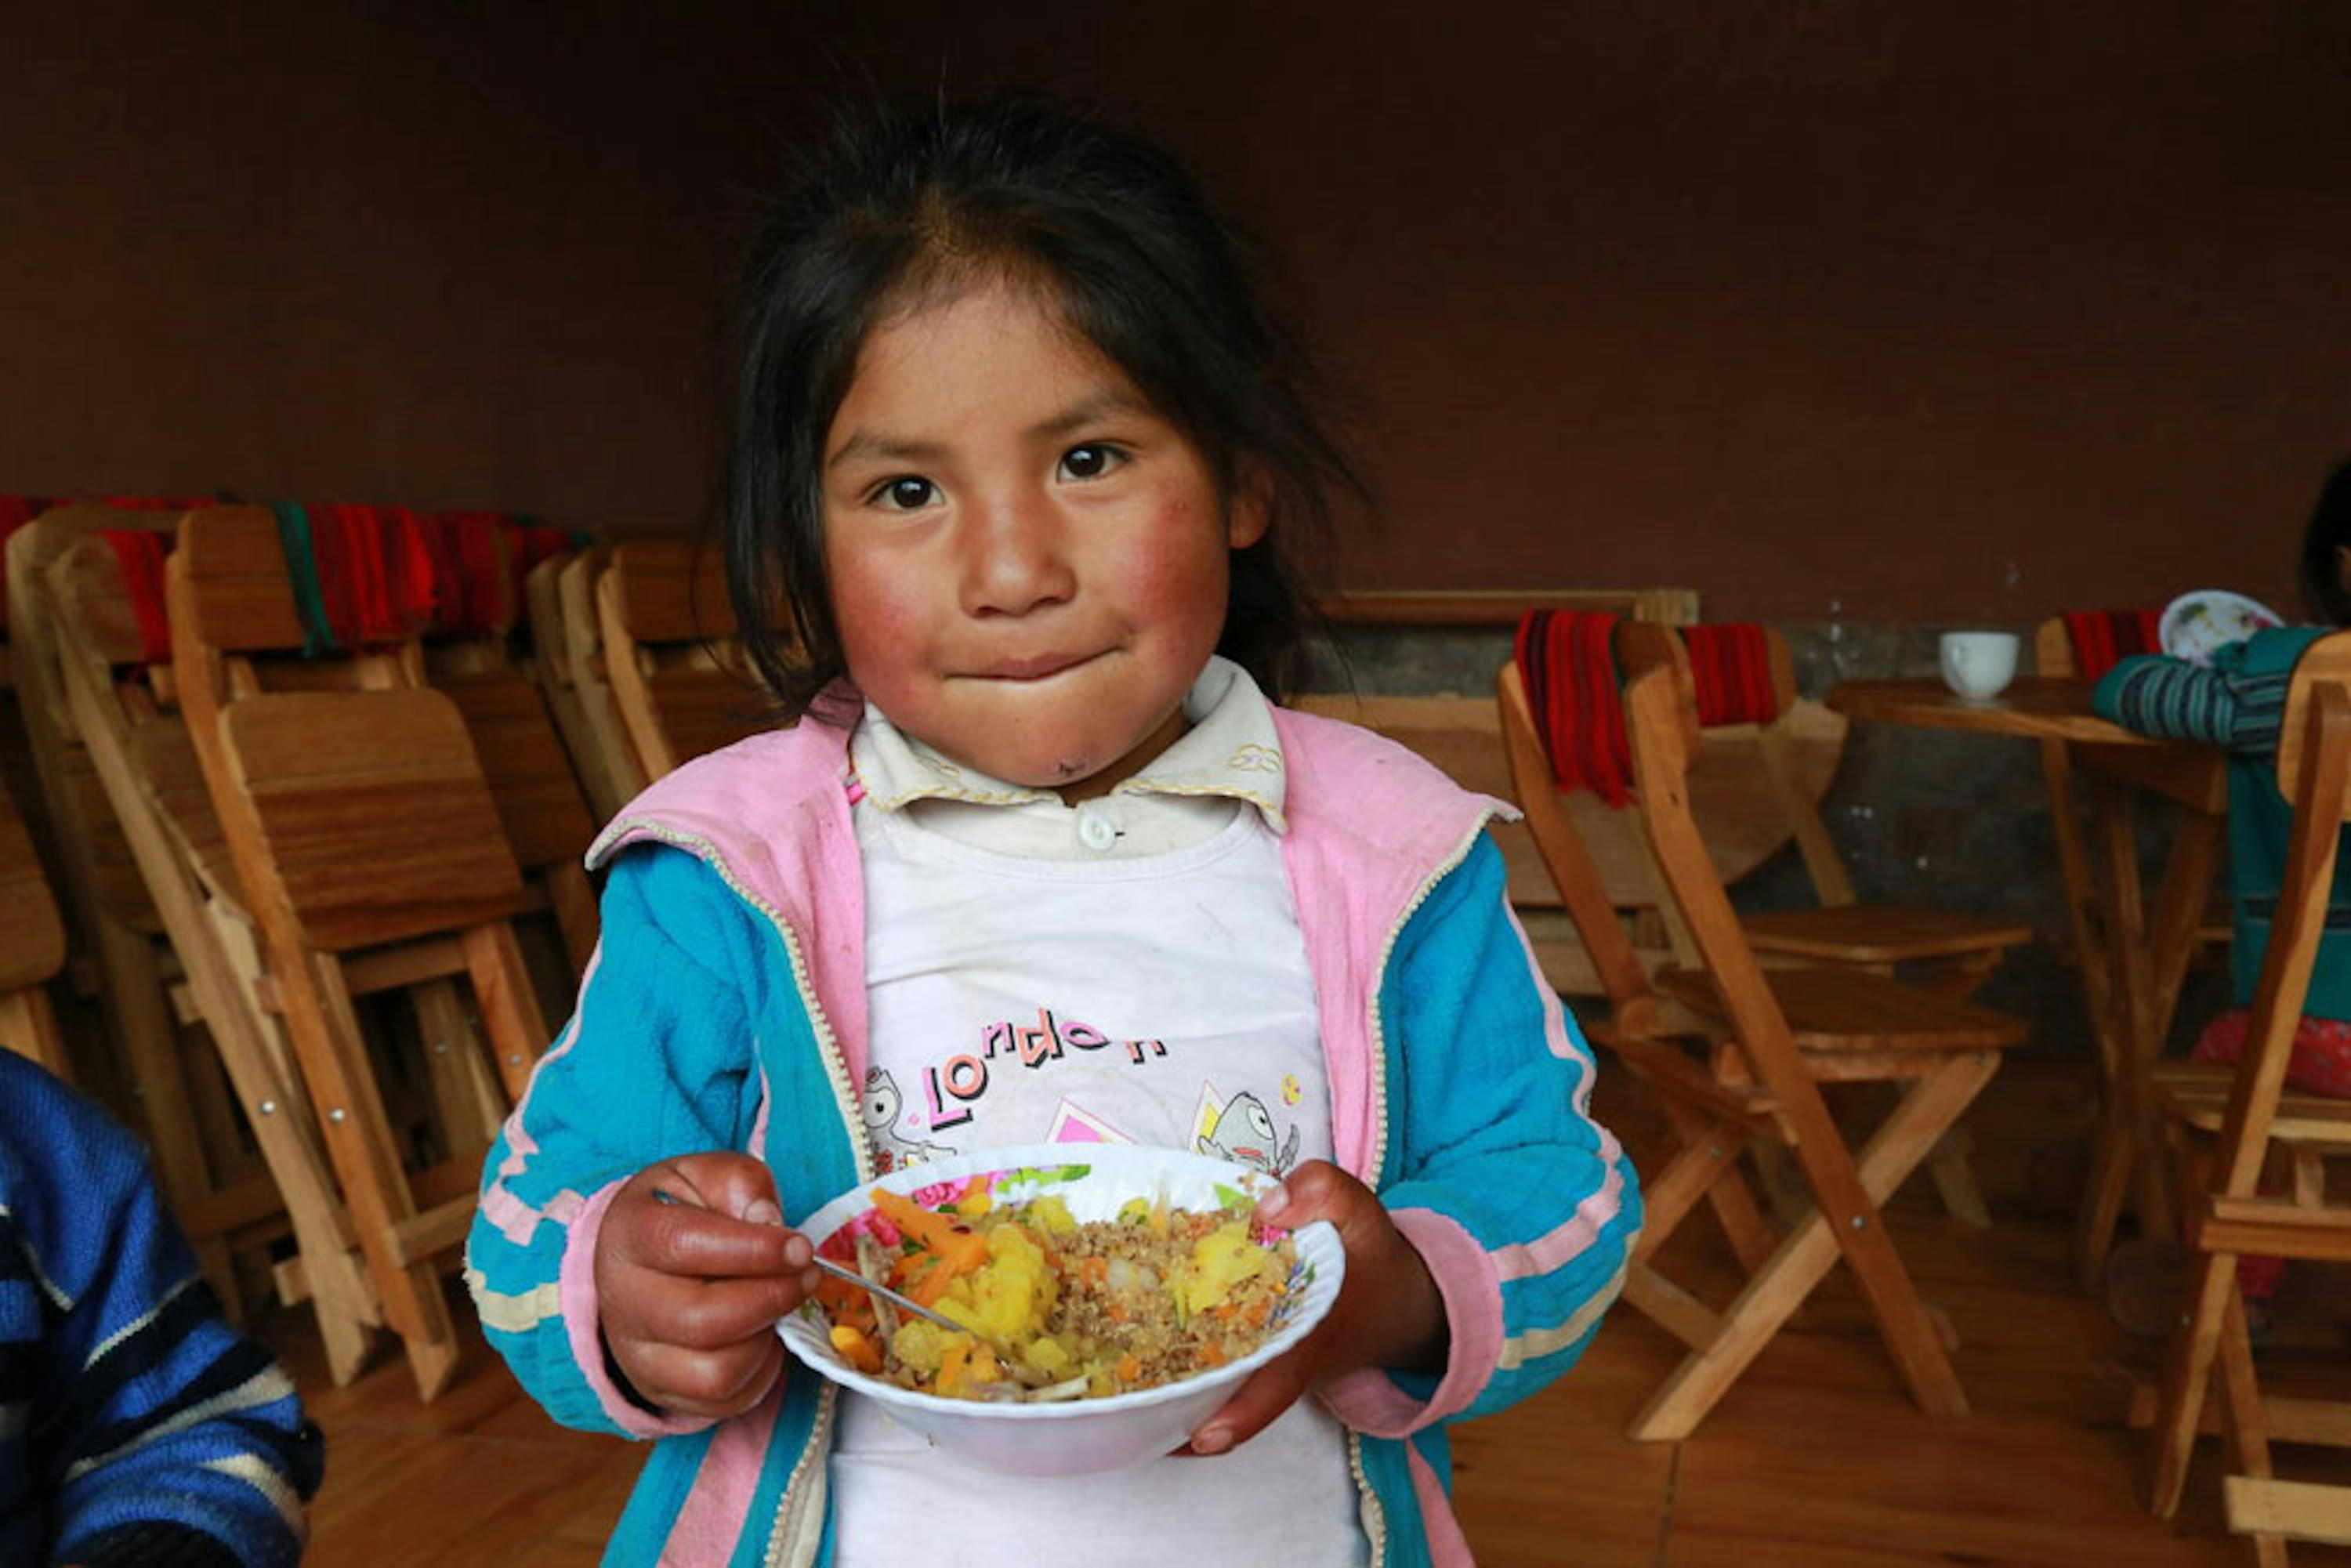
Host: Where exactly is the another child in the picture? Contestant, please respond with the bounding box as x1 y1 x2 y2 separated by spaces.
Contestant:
2 1051 322 1568
467 99 1637 1566
2096 458 2351 1320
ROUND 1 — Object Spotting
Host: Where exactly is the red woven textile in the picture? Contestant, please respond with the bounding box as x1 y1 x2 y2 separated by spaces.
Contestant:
1513 609 1635 806
99 531 173 664
2061 609 2162 680
1514 612 1785 802
1680 622 1780 726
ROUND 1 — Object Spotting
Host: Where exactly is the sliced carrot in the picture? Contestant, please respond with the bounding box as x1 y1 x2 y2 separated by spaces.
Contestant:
1115 1353 1144 1382
870 1189 990 1274
829 1324 883 1374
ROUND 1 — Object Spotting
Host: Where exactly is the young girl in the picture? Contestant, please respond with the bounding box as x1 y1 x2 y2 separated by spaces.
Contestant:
467 99 1637 1566
2096 458 2351 1331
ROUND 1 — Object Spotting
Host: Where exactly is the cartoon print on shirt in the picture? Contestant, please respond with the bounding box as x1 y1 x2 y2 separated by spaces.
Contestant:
860 1067 957 1172
1194 1085 1299 1175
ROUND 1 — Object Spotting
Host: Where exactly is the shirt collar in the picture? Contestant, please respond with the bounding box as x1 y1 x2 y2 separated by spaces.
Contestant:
849 654 1288 832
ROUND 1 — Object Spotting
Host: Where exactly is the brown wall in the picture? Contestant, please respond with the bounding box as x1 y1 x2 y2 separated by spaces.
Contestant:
8 3 2347 622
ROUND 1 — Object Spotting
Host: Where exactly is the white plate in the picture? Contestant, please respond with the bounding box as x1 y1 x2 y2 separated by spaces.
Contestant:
776 1143 1345 1476
2159 589 2283 666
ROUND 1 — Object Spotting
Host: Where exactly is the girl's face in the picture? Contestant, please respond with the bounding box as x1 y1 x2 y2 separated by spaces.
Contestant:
820 281 1265 798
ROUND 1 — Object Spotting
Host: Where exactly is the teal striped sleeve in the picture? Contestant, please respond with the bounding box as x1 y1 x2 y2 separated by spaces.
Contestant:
2095 654 2236 747
2095 652 2289 755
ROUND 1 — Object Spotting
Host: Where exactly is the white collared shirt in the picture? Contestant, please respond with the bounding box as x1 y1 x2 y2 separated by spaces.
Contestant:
832 656 1363 1566
849 654 1288 860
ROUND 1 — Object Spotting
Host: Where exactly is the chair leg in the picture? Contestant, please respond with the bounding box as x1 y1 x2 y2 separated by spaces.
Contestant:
1628 1052 1995 1440
280 951 467 1401
1659 1099 1778 1275
2147 1246 2241 1518
1925 1125 1993 1228
544 862 600 979
2214 1290 2287 1565
0 983 72 1078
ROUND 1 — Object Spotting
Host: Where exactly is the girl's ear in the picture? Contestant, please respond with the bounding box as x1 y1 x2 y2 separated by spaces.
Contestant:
2336 542 2351 590
1225 471 1272 550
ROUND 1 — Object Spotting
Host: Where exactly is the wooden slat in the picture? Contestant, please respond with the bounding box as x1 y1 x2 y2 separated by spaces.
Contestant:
2226 1477 2351 1548
219 690 526 951
0 782 68 990
173 505 309 653
1739 904 2034 964
643 667 773 769
602 538 735 643
2154 1060 2351 1146
387 1194 478 1269
2196 1195 2351 1262
433 669 598 871
1655 965 2028 1052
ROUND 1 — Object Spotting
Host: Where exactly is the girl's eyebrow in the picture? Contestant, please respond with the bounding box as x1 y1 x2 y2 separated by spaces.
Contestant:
1027 389 1152 442
826 389 1152 473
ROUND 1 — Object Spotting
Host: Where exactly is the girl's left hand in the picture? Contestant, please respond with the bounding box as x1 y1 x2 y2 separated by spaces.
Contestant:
1183 1159 1446 1456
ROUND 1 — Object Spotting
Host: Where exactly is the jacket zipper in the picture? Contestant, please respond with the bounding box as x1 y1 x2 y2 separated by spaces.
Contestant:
595 818 871 1568
1353 808 1499 1567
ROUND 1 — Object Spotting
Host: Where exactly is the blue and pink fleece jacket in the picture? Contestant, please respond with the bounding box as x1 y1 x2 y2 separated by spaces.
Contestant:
465 704 1639 1566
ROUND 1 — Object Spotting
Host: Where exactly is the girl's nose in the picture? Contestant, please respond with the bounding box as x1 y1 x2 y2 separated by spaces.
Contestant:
960 491 1076 617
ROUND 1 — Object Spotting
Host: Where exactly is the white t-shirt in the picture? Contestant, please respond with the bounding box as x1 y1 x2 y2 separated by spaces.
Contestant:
827 660 1367 1567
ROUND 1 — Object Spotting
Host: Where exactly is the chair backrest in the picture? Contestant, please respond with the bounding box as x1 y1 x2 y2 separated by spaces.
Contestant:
2035 610 2164 682
168 507 524 953
0 775 67 994
1614 622 1788 1048
2275 629 2351 808
45 534 237 899
594 535 773 780
5 506 184 935
1496 662 1661 1027
2202 629 2351 1200
1509 617 1852 909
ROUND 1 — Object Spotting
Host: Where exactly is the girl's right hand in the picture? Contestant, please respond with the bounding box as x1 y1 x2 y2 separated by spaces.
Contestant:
595 1153 821 1419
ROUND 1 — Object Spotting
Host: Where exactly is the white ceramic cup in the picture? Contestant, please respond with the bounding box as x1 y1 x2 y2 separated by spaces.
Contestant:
1939 630 2020 701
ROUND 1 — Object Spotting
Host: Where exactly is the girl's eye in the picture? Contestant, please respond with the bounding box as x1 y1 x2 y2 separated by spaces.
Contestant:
1057 444 1126 482
872 476 937 511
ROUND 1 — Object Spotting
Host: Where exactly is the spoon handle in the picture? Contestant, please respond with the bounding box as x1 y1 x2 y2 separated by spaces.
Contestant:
645 1188 988 1344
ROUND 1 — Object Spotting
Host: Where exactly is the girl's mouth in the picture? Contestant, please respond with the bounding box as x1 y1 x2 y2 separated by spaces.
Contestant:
969 650 1099 681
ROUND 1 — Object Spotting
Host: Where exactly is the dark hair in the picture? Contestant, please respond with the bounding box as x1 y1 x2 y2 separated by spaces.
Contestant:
723 97 1362 716
2298 458 2351 627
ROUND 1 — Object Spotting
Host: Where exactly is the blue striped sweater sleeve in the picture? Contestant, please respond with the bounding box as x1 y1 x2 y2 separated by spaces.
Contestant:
2095 651 2289 755
2 1056 320 1568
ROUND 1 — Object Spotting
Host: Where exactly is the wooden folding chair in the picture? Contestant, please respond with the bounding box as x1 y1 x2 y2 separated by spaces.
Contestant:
418 536 602 979
0 772 71 1074
1703 628 2034 997
167 504 553 1398
523 549 630 821
1512 625 2029 1439
2143 631 2351 1563
38 523 387 1380
5 507 281 1309
594 536 773 780
556 546 652 806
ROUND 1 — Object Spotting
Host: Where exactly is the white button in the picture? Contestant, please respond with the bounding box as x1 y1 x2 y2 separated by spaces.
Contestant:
1075 804 1119 853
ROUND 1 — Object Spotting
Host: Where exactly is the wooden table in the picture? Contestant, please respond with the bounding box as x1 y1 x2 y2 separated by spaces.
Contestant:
1831 678 2228 1284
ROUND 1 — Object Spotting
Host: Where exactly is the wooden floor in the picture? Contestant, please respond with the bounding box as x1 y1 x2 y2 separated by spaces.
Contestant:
269 1058 2351 1566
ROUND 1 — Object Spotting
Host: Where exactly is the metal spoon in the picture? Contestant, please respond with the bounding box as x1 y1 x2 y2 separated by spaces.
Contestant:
647 1188 1024 1362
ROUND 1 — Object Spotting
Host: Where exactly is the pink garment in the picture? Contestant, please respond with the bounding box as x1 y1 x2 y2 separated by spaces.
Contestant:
2190 1009 2351 1299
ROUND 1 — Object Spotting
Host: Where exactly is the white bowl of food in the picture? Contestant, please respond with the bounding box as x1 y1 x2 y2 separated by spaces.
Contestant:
776 1143 1344 1476
2161 588 2283 666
